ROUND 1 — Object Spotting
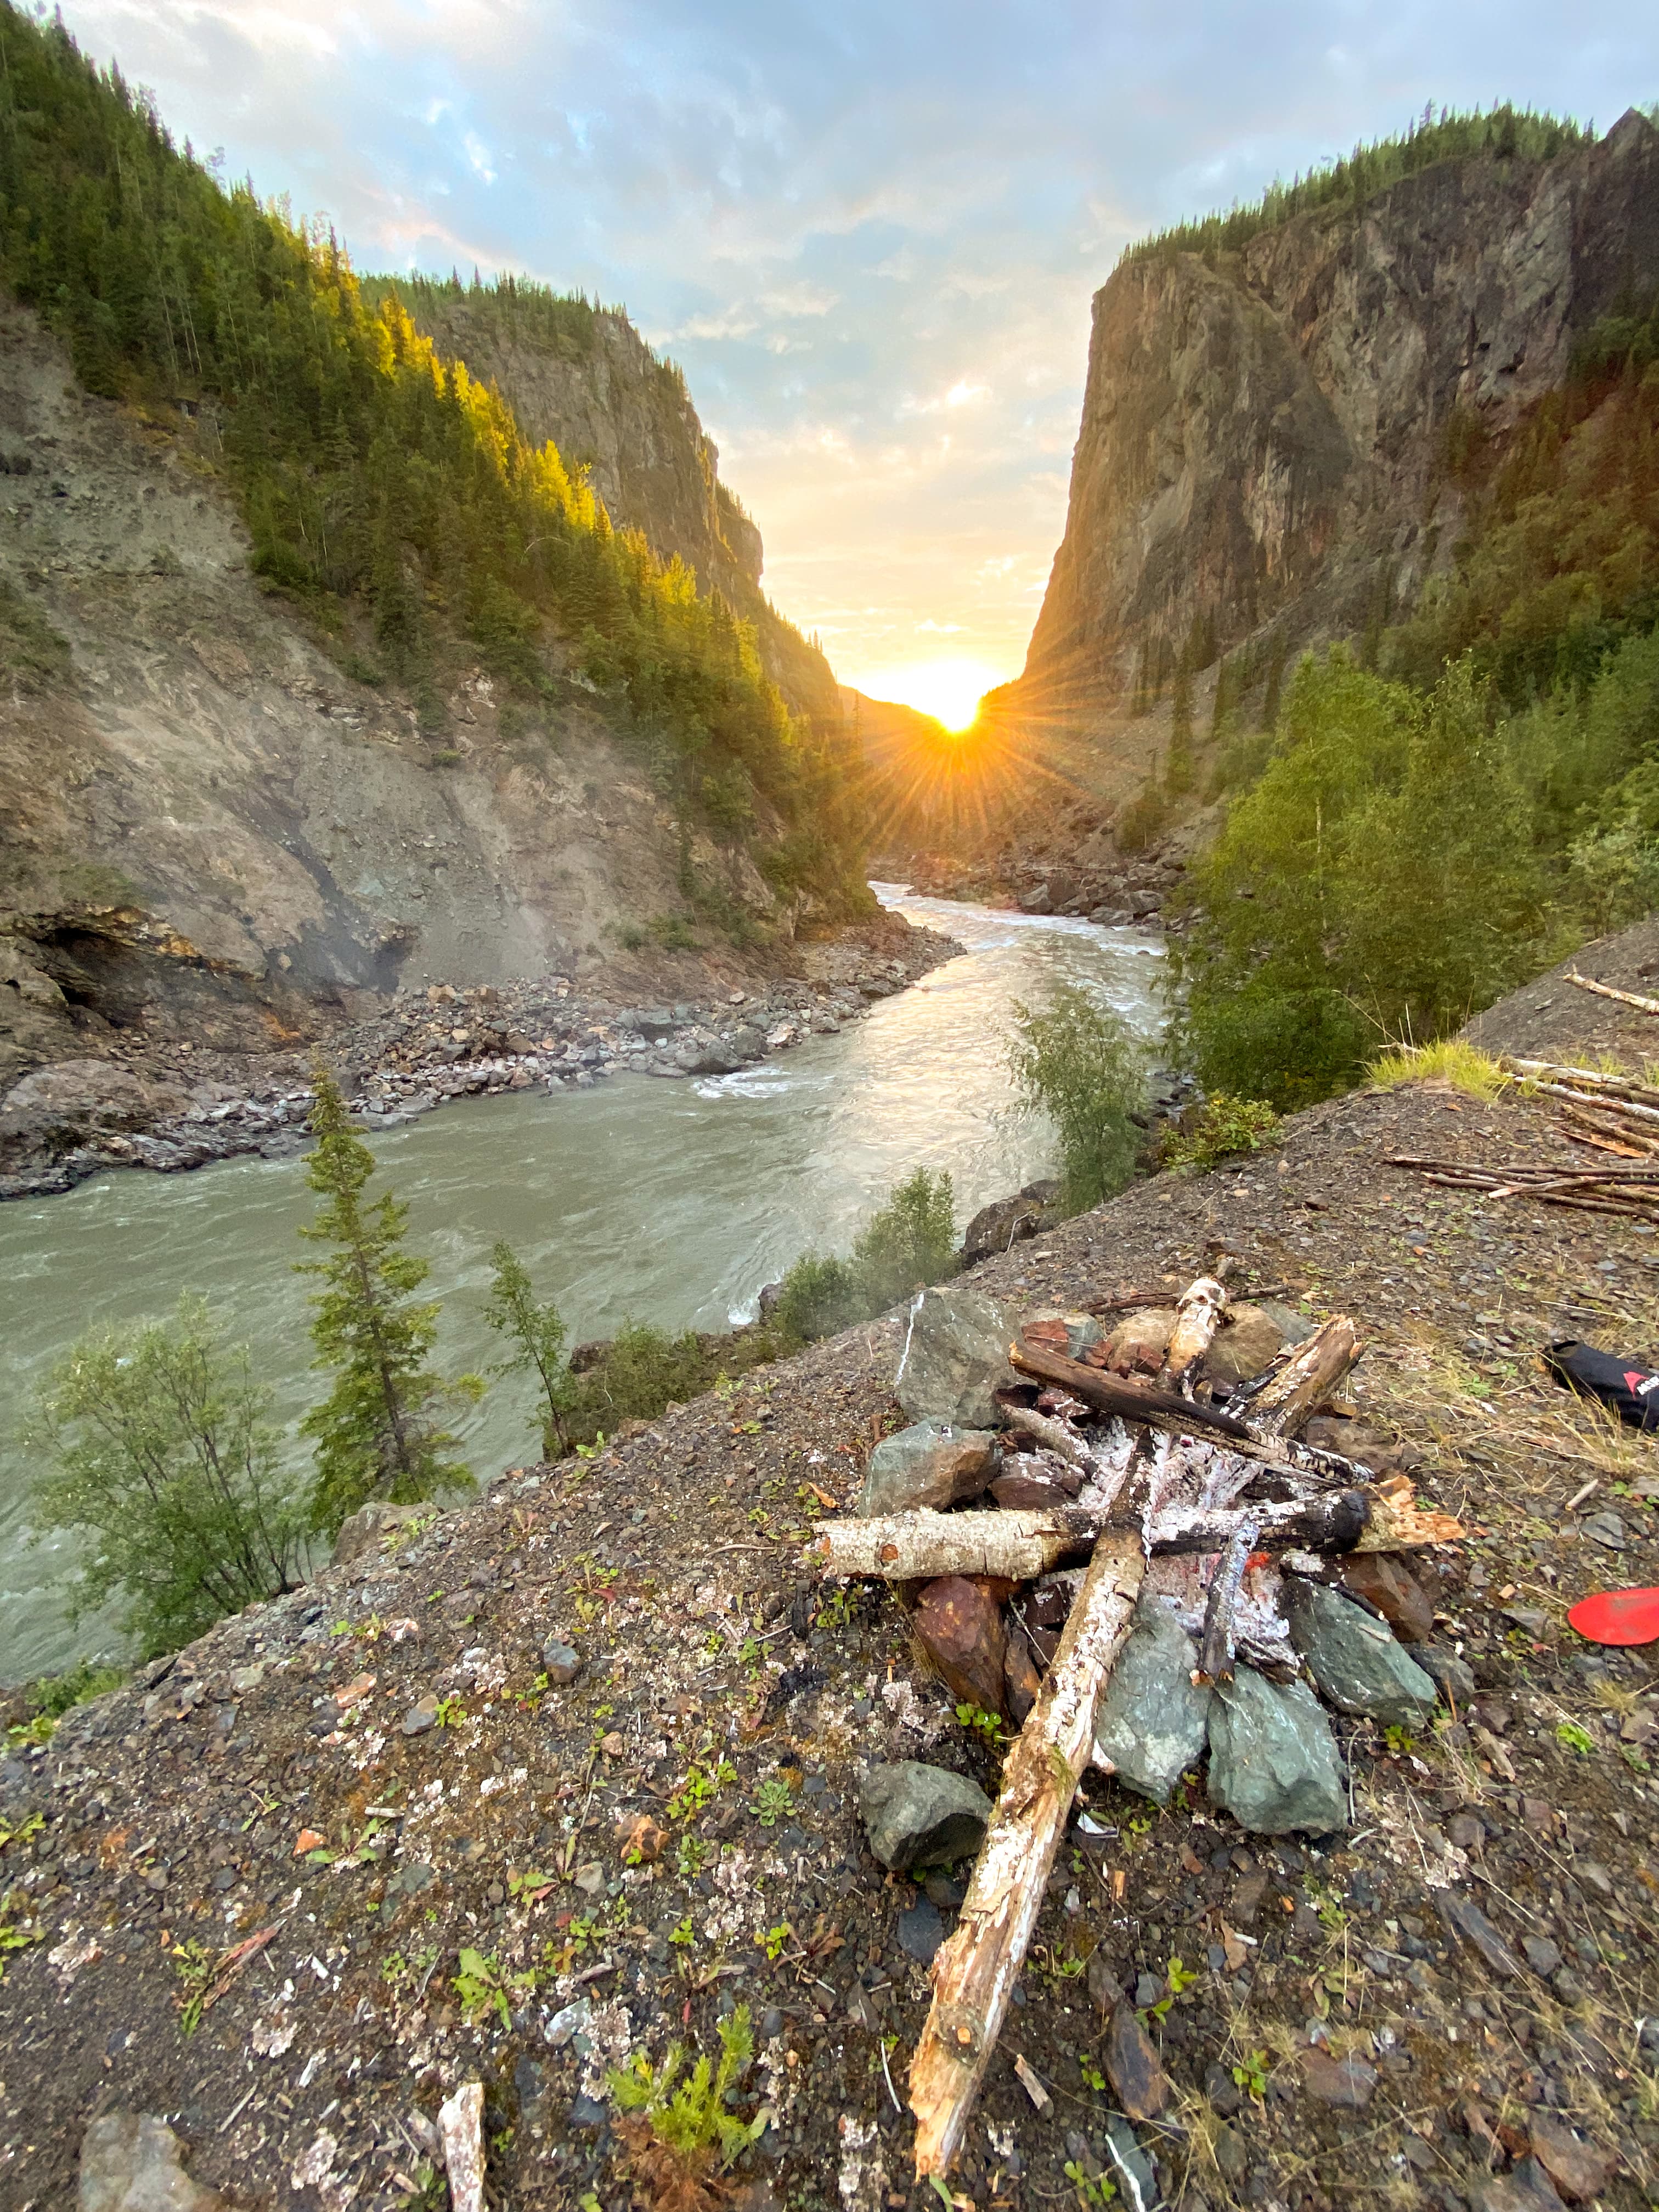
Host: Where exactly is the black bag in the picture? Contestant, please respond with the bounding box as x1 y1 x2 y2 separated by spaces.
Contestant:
1544 1338 1659 1430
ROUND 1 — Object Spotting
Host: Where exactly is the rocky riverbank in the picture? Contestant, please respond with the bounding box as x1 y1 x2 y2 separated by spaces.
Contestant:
0 913 959 1201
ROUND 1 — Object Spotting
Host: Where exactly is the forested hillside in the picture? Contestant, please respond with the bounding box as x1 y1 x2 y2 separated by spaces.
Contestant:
0 0 865 911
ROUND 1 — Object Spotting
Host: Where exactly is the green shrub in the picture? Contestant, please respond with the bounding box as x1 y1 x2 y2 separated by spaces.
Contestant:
1164 1094 1282 1172
771 1169 960 1346
567 1320 715 1442
608 2004 764 2174
27 1295 305 1658
483 1242 577 1457
1008 983 1147 1212
770 1254 866 1344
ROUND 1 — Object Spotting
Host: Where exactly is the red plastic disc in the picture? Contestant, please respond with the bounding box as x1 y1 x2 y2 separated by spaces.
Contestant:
1568 1587 1659 1646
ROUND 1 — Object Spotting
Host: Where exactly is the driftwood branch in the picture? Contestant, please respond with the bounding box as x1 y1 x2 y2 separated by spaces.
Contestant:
1196 1518 1257 1685
1008 1340 1373 1485
1163 1275 1228 1392
1504 1057 1659 1107
1566 969 1659 1017
909 1534 1146 2176
1246 1316 1360 1438
1000 1401 1093 1470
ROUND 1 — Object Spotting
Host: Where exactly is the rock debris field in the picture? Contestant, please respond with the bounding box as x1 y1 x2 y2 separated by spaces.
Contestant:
2 1054 1658 2211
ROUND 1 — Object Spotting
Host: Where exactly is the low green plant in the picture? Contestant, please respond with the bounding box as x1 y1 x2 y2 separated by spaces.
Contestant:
750 1778 794 1828
675 1833 708 1880
1008 981 1147 1212
171 1939 215 2034
452 1946 533 2031
1062 2159 1117 2207
1232 2047 1271 2099
759 1922 791 1962
1556 1720 1595 1756
0 1889 37 1979
607 2005 765 2172
955 1701 1008 1749
433 1693 465 1729
668 1759 735 1822
1163 1093 1282 1172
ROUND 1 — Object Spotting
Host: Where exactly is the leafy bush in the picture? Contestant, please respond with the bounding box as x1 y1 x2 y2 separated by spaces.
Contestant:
1163 1094 1282 1172
770 1169 960 1346
1007 983 1147 1211
1176 651 1555 1108
27 1296 305 1658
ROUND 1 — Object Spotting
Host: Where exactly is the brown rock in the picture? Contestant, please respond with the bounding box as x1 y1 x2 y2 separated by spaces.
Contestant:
1528 2113 1618 2202
614 1812 668 1865
914 1576 1008 1719
1104 2004 1171 2119
1102 1307 1176 1375
1436 1888 1524 1978
1299 2047 1379 2108
1232 1872 1268 1925
990 1469 1079 1508
1004 1636 1042 1726
1338 1552 1436 1642
1087 1951 1124 2015
1200 1303 1285 1386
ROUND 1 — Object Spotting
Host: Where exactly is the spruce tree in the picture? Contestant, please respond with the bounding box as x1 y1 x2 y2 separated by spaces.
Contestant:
297 1066 479 1535
483 1241 576 1458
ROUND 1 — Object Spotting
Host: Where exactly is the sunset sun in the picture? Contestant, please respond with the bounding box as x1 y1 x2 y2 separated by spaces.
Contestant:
855 656 1007 732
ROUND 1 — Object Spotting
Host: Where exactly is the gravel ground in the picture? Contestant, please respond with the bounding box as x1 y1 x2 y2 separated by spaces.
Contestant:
2 1055 1657 2211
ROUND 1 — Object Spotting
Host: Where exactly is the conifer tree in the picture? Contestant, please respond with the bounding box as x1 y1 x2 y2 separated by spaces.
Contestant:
483 1241 576 1458
296 1066 479 1535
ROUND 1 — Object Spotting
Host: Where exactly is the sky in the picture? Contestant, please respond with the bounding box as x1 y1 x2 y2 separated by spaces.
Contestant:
50 0 1659 727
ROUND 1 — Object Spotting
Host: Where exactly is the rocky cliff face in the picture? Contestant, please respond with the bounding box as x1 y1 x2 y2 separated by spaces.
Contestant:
391 290 842 730
1014 109 1659 759
0 301 828 1098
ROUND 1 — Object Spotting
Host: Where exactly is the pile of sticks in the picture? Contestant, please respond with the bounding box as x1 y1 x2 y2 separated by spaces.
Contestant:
813 1277 1462 2177
1387 1050 1659 1220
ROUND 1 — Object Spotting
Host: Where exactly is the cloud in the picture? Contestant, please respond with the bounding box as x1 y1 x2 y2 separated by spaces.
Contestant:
53 0 1659 687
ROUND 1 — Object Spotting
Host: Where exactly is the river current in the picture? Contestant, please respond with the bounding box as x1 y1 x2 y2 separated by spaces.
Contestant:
0 889 1164 1679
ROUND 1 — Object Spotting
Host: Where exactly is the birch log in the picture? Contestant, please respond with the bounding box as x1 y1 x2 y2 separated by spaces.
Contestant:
1245 1316 1360 1439
1566 969 1659 1017
909 1534 1146 2177
1163 1274 1228 1391
812 1488 1430 1581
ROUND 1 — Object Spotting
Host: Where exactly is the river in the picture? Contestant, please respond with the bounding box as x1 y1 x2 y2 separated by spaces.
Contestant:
0 889 1165 1681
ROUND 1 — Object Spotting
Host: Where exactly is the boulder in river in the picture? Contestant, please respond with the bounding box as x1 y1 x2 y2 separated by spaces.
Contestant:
896 1283 1018 1425
855 1419 999 1515
1206 1667 1347 1835
1284 1578 1437 1728
859 1760 992 1871
1093 1597 1211 1803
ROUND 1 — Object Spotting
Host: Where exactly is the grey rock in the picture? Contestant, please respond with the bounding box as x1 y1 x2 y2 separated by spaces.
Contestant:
961 1187 1059 1266
1472 2157 1568 2212
895 1284 1018 1426
855 1419 1000 1516
332 1500 425 1566
541 1639 582 1685
859 1760 992 1871
1285 1579 1437 1728
1206 1668 1347 1836
400 1694 439 1736
79 2112 223 2211
1102 2117 1158 2211
1093 1598 1211 1803
1415 1644 1477 1704
1522 1933 1562 1977
1581 1510 1627 1550
898 1900 947 1964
